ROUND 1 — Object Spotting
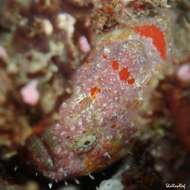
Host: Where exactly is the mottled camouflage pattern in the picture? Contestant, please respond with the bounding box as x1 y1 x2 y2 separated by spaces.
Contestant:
25 12 172 181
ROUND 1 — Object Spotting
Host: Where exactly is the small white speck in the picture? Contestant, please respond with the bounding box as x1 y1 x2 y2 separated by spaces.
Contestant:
79 36 91 53
41 19 53 36
20 80 39 106
14 166 18 172
75 179 80 184
103 152 112 159
48 183 53 189
56 13 76 37
177 64 190 82
64 181 68 186
89 173 95 180
104 48 111 54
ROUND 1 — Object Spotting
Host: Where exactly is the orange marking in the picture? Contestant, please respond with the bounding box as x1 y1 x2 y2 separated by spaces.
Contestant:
134 24 167 60
119 68 130 81
127 78 135 85
90 86 101 98
102 54 108 59
111 60 119 70
104 6 114 15
79 97 92 109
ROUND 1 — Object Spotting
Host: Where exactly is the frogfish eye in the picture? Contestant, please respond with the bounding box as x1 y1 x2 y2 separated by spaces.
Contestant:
73 134 97 154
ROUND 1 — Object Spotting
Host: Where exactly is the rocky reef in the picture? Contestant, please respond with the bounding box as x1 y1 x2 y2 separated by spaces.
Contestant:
0 0 190 190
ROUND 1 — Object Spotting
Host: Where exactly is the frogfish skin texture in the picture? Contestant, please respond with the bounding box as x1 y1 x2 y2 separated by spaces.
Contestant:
25 13 172 181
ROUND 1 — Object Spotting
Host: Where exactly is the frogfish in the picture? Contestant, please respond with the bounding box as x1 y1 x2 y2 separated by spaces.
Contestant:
25 11 172 181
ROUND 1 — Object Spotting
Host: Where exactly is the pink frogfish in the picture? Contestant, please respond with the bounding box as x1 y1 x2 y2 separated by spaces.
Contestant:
25 11 172 181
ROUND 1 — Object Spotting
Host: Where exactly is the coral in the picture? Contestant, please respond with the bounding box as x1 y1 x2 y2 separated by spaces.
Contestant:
0 0 80 152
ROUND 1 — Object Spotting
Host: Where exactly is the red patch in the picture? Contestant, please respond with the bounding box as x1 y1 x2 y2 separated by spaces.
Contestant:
127 78 135 85
90 86 101 98
129 0 146 11
103 6 114 15
102 54 108 59
134 24 167 60
119 68 130 81
111 60 119 70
